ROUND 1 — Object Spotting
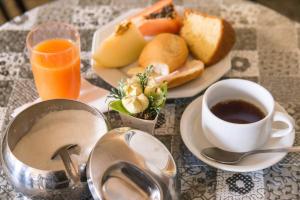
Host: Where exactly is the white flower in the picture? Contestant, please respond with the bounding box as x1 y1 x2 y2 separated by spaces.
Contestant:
122 94 149 114
123 82 143 96
123 76 143 96
144 78 162 96
122 76 143 96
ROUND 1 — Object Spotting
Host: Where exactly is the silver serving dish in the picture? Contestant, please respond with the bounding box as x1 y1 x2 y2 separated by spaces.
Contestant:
1 100 177 199
1 99 109 199
87 127 177 200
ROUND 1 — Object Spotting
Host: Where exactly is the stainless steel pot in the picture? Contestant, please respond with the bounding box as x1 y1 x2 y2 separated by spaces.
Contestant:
1 100 177 199
1 99 109 199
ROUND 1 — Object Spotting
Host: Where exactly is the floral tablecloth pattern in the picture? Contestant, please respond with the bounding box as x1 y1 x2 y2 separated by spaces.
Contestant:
0 0 300 199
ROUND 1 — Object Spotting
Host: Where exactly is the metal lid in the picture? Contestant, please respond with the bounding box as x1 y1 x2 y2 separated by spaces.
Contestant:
87 127 177 200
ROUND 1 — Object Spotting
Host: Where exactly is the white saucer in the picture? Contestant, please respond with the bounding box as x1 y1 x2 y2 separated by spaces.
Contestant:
180 95 295 172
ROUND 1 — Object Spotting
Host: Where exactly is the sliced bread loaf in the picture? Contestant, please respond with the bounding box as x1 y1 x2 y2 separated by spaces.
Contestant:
155 59 204 88
180 10 235 66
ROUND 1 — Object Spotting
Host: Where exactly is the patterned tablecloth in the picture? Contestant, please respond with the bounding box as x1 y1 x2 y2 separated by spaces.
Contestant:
0 0 300 199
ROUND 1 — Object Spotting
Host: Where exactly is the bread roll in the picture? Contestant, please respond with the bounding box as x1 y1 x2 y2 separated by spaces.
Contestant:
139 33 189 74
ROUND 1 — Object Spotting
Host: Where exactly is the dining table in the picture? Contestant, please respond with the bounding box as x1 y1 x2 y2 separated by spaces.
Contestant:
0 0 299 199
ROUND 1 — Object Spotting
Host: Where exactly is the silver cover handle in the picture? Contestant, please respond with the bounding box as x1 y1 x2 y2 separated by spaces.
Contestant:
101 162 164 200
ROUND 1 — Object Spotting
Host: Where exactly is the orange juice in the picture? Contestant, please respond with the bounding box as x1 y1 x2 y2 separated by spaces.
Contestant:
31 38 81 100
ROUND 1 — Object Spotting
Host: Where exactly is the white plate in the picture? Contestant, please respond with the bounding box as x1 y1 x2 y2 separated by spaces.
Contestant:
180 95 295 172
91 8 231 99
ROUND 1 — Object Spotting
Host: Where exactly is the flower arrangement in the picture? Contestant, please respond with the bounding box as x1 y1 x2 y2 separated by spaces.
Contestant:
109 66 167 121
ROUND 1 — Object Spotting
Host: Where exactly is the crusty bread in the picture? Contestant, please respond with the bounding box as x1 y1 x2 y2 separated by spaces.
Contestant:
180 10 235 66
139 33 189 74
126 59 204 88
155 59 204 88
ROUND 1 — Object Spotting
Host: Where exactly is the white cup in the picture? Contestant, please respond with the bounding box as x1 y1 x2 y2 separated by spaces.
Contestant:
202 79 295 152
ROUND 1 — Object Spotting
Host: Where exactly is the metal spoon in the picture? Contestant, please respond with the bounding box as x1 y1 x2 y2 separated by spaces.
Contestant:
201 146 300 165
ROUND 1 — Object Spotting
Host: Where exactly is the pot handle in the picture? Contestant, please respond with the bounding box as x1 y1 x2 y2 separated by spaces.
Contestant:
58 150 80 186
100 161 164 199
51 144 80 187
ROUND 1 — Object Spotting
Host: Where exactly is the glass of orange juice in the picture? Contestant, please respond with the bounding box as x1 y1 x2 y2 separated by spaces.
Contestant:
26 22 81 100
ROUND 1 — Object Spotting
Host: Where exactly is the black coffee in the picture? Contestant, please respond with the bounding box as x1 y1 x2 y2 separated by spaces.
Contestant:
210 100 265 124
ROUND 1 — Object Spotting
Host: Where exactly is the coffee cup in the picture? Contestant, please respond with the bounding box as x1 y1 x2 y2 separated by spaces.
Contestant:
202 79 295 152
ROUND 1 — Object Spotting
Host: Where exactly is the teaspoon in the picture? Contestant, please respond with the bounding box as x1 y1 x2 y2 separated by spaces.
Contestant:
201 146 300 165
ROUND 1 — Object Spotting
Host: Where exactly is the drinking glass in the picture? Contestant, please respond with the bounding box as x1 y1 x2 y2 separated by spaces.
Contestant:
26 22 81 100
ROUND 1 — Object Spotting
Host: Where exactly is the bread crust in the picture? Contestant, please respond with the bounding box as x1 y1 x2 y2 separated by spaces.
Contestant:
166 59 204 88
208 18 235 65
181 9 235 66
168 67 204 88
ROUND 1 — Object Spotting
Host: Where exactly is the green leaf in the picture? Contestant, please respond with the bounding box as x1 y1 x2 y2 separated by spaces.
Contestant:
108 80 126 100
137 65 154 90
150 82 167 107
142 82 167 119
109 100 130 115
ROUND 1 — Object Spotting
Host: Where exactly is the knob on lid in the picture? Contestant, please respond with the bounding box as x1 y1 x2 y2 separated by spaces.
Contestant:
86 127 176 200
